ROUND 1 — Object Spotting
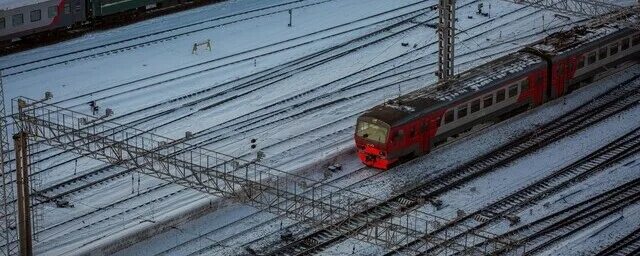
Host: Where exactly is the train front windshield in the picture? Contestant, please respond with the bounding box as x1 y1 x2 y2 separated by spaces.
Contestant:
356 120 388 144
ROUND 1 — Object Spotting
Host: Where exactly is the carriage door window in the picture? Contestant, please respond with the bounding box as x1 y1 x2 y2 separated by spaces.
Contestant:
471 99 481 113
30 10 41 22
48 6 58 18
457 104 468 119
598 47 607 60
64 3 71 14
496 89 506 103
0 18 4 30
483 95 493 108
609 42 619 56
508 85 518 98
444 110 454 124
12 14 23 26
633 34 640 46
577 57 585 69
621 38 630 51
587 52 596 65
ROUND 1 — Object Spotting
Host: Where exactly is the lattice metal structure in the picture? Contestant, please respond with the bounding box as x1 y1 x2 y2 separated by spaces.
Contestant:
504 0 640 30
438 0 456 82
9 97 511 254
0 72 18 256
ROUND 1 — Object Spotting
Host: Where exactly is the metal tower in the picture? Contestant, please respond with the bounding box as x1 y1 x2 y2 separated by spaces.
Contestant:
438 0 456 82
0 72 18 256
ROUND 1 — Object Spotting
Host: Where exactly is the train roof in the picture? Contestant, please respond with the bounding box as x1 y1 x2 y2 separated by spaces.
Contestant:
362 51 544 126
528 14 639 56
0 0 50 10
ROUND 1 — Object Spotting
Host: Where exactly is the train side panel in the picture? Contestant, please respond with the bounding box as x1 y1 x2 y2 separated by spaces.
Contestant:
90 0 179 17
0 0 85 41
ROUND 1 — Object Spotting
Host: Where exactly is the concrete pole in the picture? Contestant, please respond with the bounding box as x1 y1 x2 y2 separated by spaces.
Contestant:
14 132 32 256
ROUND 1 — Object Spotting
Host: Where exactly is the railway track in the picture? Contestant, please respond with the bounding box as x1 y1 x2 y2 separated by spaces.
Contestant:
259 75 640 255
488 176 640 256
1 0 337 75
392 126 640 255
0 2 576 251
595 226 640 256
1 3 434 176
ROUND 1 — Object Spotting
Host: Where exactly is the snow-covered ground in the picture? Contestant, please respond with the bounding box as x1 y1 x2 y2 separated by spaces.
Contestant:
1 0 639 255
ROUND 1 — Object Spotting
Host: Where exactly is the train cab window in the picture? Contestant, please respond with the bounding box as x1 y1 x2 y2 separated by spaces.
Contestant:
496 89 506 103
30 10 41 22
436 117 442 127
520 80 529 91
356 120 388 144
12 14 23 26
598 47 607 60
508 85 518 98
609 43 619 56
445 110 454 124
621 38 630 51
471 99 481 113
457 104 468 119
483 95 493 108
587 52 597 65
64 3 71 14
0 18 4 30
633 34 640 46
48 6 58 18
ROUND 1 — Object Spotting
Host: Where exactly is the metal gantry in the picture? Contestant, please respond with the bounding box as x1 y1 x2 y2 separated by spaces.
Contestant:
10 97 509 254
438 0 456 82
0 72 18 256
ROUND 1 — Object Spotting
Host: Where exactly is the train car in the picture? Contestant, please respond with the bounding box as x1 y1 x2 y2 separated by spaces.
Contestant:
89 0 183 18
0 0 86 42
356 52 547 169
356 20 640 170
0 0 198 42
526 24 640 96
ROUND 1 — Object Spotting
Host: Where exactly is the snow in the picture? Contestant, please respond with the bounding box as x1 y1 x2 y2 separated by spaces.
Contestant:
1 0 638 255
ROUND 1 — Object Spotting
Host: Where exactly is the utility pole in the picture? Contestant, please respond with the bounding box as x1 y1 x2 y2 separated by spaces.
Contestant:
438 0 455 82
14 132 32 256
0 71 18 256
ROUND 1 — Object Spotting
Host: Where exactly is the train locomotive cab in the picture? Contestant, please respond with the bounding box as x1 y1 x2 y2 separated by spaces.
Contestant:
355 116 392 170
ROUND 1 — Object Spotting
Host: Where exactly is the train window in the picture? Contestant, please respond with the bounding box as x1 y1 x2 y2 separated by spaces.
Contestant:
598 47 607 60
64 3 71 14
12 14 23 27
48 6 58 18
30 10 41 22
496 89 506 103
587 52 596 65
471 99 481 113
520 80 529 91
445 110 454 124
633 34 640 46
621 38 630 51
609 43 619 56
483 95 493 108
508 85 518 98
457 104 468 119
577 57 585 69
0 18 4 30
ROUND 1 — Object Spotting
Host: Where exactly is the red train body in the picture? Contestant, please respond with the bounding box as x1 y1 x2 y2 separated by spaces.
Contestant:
356 22 640 170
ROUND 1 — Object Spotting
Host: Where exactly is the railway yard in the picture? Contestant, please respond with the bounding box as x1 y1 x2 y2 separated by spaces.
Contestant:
1 0 640 255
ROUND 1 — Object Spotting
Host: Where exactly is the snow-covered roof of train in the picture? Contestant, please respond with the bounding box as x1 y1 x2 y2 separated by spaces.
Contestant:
530 14 639 55
0 0 50 11
364 52 544 125
426 52 542 101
